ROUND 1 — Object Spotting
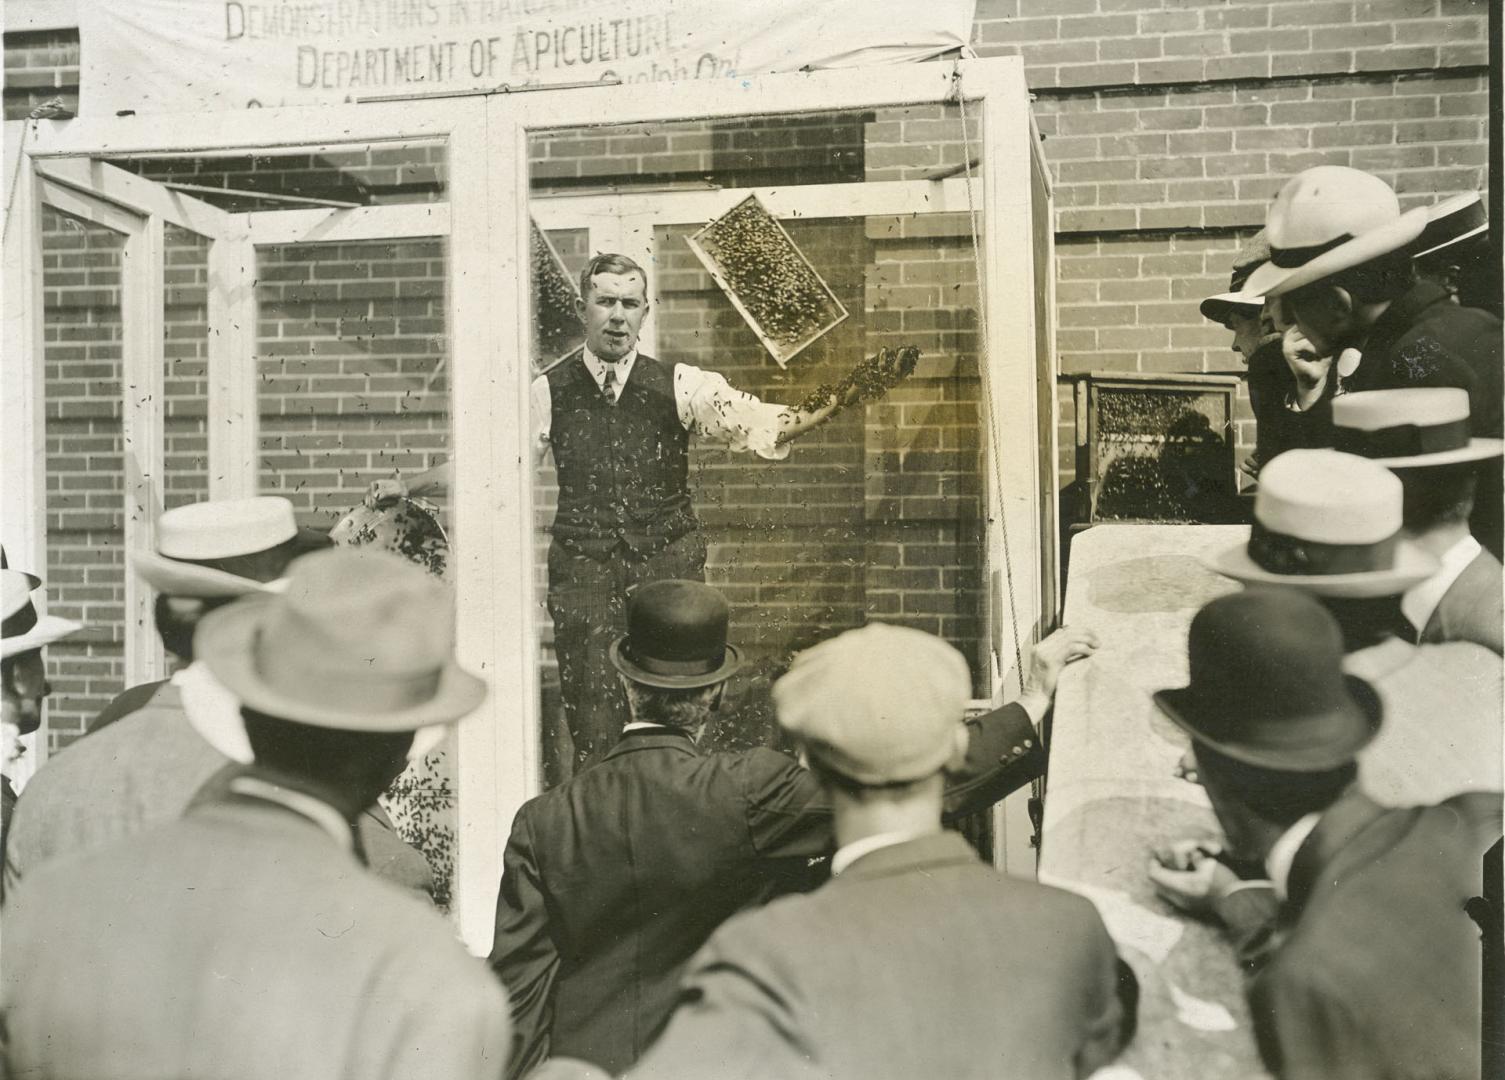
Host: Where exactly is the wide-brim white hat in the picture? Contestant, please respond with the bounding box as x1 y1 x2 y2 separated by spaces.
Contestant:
1261 167 1429 298
1332 388 1505 468
1 569 83 659
196 548 486 733
1199 291 1265 323
1413 192 1487 261
130 550 284 599
1204 532 1438 599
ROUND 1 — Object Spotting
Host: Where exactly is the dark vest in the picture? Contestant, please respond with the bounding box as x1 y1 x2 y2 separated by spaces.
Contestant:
546 354 696 560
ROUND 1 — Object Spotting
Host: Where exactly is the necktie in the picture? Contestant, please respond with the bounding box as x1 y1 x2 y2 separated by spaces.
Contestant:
600 363 618 405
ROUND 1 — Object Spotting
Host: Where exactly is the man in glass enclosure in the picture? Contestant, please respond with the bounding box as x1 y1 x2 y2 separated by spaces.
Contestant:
371 253 915 773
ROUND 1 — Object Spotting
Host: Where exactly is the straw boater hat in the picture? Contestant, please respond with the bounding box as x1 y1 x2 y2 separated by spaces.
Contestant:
1155 589 1381 772
773 623 971 786
1260 167 1430 299
1199 230 1272 324
609 580 742 690
2 569 82 661
1412 192 1487 262
1332 388 1504 469
195 546 486 733
1206 449 1438 598
130 496 325 598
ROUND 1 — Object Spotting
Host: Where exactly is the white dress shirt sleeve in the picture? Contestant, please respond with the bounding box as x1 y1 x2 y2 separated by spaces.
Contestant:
530 374 552 466
673 363 791 461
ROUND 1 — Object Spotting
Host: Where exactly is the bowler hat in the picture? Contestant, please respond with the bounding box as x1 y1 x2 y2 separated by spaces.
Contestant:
1261 167 1429 298
1206 449 1437 597
1155 589 1381 772
1332 388 1503 469
609 580 741 689
195 546 486 732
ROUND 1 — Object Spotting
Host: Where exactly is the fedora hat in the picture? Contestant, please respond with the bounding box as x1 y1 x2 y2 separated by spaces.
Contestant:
1155 589 1381 772
1413 191 1487 261
1261 167 1429 299
133 496 326 599
609 580 741 690
1200 230 1271 323
196 546 486 732
2 568 83 660
774 623 971 786
1206 449 1438 597
1332 388 1503 468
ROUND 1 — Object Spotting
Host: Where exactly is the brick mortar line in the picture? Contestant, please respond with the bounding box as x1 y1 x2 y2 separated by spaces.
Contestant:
1030 63 1489 100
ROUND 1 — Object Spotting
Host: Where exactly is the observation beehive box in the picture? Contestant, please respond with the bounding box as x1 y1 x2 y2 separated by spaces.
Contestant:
685 194 848 367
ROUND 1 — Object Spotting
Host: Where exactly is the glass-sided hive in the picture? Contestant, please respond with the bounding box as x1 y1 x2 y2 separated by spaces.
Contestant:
685 194 848 367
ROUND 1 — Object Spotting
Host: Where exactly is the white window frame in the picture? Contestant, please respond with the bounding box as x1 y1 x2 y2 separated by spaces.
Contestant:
2 54 1053 951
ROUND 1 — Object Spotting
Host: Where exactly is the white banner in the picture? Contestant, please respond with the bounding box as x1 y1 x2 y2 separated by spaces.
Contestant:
79 0 977 114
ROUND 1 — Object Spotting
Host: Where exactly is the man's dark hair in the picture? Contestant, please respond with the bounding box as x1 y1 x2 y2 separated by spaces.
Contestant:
621 680 719 731
578 253 648 300
1394 463 1477 533
1195 743 1355 828
153 595 230 662
1324 249 1416 305
241 707 414 801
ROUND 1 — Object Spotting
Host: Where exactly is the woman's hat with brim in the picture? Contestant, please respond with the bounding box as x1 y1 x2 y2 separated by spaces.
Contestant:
1204 449 1439 598
1331 388 1503 469
2 569 83 660
609 580 742 690
1413 191 1487 261
1200 230 1271 323
1155 589 1381 772
196 546 486 732
1261 166 1429 299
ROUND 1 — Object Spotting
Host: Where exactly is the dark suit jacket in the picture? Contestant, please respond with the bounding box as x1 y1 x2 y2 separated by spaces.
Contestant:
1350 282 1503 555
629 832 1130 1080
490 703 1041 1078
1421 547 1503 655
1246 788 1501 1080
2 768 510 1080
1351 282 1502 437
4 681 434 899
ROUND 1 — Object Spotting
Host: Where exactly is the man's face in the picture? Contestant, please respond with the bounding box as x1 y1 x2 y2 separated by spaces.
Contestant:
1283 283 1353 358
1 650 49 774
1222 309 1265 363
578 271 648 362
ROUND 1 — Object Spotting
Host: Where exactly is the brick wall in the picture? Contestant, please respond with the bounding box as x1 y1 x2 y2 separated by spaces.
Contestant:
40 209 126 746
969 0 1491 479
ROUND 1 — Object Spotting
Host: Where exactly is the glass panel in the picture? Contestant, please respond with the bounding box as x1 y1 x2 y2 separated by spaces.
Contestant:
526 106 988 790
40 208 127 752
248 143 455 905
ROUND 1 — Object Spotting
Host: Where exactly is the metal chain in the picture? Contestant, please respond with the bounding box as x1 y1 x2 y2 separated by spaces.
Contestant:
952 63 1026 698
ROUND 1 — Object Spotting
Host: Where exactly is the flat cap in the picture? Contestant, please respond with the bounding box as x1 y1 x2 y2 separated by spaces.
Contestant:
773 623 971 786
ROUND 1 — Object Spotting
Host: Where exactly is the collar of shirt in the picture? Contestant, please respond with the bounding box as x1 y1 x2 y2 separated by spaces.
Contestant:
623 721 679 734
831 828 935 877
1400 534 1480 635
225 773 356 854
583 345 637 401
1264 811 1322 901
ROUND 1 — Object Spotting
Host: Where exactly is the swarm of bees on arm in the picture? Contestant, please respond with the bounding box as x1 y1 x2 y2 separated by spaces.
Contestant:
796 345 922 414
